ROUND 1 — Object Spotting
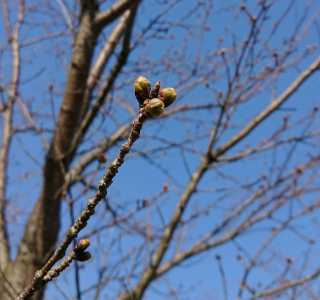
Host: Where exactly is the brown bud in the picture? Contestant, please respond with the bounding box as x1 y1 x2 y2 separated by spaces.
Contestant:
75 251 92 262
150 80 161 98
159 87 176 107
144 98 165 118
75 239 90 252
163 184 168 193
97 152 107 164
134 76 151 106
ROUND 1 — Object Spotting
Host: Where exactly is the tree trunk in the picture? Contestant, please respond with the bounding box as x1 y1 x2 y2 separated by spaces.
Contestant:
0 6 99 300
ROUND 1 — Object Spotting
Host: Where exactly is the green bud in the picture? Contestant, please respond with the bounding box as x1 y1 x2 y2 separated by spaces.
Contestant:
75 239 90 252
134 76 151 106
75 251 92 262
144 98 165 118
159 87 177 107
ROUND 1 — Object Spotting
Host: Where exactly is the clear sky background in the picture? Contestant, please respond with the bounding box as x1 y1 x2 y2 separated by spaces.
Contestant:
1 0 320 299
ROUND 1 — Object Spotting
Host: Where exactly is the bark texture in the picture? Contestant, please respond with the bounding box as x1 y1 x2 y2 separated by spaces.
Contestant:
0 1 140 298
1 4 100 300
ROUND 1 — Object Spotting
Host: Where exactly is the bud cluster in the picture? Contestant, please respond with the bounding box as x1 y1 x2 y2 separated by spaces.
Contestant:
74 239 92 262
134 76 177 118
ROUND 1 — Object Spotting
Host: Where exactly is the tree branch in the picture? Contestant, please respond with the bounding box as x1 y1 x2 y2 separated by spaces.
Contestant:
118 57 320 300
251 267 320 299
118 156 210 300
95 0 140 29
11 4 101 298
68 4 138 160
212 57 320 159
17 108 148 300
88 10 131 92
65 123 130 188
0 0 24 270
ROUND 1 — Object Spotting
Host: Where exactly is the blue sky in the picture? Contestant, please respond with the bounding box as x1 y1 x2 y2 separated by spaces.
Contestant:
1 0 320 299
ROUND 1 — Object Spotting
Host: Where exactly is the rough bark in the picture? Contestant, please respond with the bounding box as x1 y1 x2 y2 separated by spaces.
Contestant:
1 4 99 299
0 0 141 298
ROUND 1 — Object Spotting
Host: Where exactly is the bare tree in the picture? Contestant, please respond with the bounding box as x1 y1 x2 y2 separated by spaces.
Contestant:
0 0 319 300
